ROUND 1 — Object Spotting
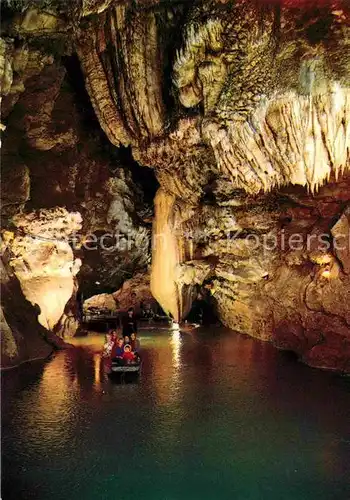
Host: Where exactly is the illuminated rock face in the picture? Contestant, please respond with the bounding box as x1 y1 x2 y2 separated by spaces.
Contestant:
1 52 152 298
83 293 117 313
113 272 157 314
3 208 82 332
1 20 153 364
76 0 350 195
1 0 350 369
1 257 69 369
151 190 180 321
85 272 157 317
72 1 350 370
148 170 350 370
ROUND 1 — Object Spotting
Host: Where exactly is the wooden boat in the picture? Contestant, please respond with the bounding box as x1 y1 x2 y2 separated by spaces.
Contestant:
109 359 142 376
110 362 141 373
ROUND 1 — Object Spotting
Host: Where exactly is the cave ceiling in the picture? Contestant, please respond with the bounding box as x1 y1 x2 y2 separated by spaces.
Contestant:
75 0 350 199
2 0 349 201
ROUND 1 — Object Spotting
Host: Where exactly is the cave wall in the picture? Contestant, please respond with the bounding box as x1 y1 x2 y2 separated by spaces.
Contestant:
1 41 152 301
75 0 350 195
1 13 154 364
2 208 82 333
186 175 350 372
152 171 350 371
1 0 350 370
72 0 350 361
0 256 69 369
84 271 157 317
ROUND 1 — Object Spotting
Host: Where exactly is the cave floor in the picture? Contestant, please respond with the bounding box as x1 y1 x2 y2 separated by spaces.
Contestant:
2 328 350 500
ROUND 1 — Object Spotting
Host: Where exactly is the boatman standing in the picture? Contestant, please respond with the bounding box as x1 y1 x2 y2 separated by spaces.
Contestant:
122 307 138 338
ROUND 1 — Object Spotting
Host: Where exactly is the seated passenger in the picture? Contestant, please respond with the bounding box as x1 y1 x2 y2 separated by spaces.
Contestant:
102 332 114 358
111 330 117 343
141 302 154 320
123 334 130 345
130 332 140 352
112 338 124 359
123 344 135 363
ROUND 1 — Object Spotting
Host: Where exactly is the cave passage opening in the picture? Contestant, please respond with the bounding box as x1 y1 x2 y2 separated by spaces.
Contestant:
63 53 160 211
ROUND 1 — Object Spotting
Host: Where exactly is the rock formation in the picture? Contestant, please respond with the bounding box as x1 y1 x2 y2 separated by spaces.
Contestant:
1 9 153 364
1 0 349 370
84 272 158 317
113 272 157 314
2 208 82 331
1 255 69 369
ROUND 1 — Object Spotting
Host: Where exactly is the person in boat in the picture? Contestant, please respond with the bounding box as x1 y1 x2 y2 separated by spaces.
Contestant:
112 337 124 360
102 332 114 358
122 344 135 364
123 334 130 346
141 302 154 320
130 332 140 353
111 330 118 344
130 332 141 363
122 307 138 338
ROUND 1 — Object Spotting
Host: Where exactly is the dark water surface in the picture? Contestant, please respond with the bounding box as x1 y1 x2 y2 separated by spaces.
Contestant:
2 328 350 500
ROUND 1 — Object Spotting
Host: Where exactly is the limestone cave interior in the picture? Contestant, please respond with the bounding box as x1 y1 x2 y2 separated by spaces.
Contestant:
1 1 350 498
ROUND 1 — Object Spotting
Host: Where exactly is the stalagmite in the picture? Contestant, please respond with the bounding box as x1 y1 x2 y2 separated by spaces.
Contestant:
151 189 180 322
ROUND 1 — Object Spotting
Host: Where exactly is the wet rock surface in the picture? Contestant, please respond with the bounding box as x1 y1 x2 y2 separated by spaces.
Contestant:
1 257 69 369
1 20 153 364
1 0 349 370
174 174 350 372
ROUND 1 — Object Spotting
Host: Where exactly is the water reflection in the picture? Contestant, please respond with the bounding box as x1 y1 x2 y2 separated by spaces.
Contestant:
170 330 182 372
2 328 350 500
94 353 101 386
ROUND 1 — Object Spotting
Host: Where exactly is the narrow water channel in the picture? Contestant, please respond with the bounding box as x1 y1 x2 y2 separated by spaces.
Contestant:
2 328 350 500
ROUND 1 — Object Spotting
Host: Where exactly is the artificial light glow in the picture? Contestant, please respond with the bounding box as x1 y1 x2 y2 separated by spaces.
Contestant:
94 353 101 385
313 253 333 265
170 330 182 371
322 269 331 279
320 261 332 279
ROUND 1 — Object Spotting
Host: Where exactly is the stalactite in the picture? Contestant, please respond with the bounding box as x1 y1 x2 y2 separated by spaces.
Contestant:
75 24 133 147
76 5 166 147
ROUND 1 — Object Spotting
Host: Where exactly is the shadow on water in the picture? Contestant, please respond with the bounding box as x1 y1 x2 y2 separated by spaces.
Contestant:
2 327 350 500
2 361 46 423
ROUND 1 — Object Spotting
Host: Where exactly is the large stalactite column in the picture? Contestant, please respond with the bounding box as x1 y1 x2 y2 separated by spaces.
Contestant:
151 189 180 322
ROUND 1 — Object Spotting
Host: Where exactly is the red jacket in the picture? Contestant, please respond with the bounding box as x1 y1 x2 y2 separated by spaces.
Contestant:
123 351 135 361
